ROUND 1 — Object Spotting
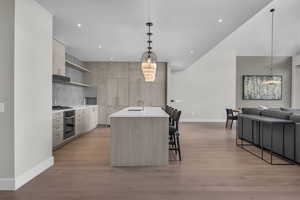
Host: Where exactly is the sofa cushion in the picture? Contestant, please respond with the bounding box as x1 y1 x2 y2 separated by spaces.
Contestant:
280 107 300 113
294 111 300 115
290 115 300 123
242 108 261 115
261 110 293 120
268 108 282 112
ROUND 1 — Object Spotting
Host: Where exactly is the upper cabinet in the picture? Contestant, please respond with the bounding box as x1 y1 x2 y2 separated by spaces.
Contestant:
53 39 66 76
293 54 300 67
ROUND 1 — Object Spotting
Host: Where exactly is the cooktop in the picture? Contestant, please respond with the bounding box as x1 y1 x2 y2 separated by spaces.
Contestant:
52 106 73 110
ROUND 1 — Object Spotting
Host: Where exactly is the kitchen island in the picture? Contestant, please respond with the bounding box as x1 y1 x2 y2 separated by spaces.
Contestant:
110 107 169 167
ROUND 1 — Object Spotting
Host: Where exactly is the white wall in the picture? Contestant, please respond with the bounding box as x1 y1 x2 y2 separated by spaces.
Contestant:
0 0 53 190
169 50 236 122
168 0 300 122
14 0 53 188
292 55 300 108
0 0 15 188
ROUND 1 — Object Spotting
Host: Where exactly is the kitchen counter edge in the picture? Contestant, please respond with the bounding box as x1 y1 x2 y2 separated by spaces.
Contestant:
52 105 99 113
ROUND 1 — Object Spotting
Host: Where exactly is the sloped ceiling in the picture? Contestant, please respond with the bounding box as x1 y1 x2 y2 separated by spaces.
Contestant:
36 0 272 69
232 0 300 57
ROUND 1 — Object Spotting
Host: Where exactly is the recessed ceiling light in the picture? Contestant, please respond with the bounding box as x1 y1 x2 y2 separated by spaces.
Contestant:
98 44 102 49
218 18 223 23
190 50 194 54
77 23 82 28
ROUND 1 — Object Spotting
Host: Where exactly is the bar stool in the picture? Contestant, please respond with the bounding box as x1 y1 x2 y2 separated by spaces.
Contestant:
169 110 182 161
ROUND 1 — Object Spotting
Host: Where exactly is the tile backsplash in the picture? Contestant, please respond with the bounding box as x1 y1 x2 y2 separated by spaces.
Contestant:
53 83 84 106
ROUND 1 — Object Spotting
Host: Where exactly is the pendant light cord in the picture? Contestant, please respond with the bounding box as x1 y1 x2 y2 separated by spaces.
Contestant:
270 8 275 74
147 0 151 22
147 0 152 56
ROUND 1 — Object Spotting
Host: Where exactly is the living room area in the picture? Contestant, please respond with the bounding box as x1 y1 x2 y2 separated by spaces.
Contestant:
229 3 300 166
233 55 300 165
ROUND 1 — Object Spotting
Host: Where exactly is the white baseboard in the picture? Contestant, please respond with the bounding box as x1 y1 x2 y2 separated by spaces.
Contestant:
15 156 54 190
181 118 226 123
0 156 54 191
0 178 15 190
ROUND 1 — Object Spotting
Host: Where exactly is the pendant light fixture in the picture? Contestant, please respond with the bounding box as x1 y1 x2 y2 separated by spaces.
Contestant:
141 0 157 82
263 8 281 86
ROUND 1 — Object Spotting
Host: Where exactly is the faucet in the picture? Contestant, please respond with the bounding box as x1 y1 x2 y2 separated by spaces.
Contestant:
137 100 145 110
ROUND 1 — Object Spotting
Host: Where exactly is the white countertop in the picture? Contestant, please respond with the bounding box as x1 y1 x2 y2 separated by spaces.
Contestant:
110 107 169 118
52 105 98 113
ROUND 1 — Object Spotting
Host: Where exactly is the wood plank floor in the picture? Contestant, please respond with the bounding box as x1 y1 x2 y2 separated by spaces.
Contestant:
1 123 300 200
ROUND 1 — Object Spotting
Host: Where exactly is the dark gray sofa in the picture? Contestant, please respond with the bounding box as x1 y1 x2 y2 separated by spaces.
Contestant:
237 108 300 163
290 115 300 162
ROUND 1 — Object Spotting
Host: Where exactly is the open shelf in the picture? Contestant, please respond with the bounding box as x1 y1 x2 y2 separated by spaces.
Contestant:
53 79 91 88
65 60 90 73
65 81 90 87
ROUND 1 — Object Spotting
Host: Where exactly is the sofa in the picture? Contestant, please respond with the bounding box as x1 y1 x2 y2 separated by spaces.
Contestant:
237 107 300 163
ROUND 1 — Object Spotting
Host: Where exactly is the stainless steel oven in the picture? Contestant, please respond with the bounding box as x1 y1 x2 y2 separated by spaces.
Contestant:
63 110 75 140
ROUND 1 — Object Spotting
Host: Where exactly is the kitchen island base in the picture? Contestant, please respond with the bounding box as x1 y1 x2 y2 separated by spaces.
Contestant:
110 107 169 167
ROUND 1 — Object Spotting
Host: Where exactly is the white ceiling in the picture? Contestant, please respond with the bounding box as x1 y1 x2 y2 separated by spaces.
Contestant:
36 0 272 69
228 0 300 57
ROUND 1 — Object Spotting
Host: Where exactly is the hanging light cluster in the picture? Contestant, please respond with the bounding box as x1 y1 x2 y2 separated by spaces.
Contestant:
141 22 157 82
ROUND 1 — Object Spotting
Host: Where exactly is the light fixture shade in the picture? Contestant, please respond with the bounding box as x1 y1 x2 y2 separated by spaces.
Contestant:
141 62 157 82
141 51 157 82
141 51 157 64
262 80 281 86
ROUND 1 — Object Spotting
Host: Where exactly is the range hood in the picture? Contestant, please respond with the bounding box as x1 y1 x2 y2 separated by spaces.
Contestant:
52 74 70 83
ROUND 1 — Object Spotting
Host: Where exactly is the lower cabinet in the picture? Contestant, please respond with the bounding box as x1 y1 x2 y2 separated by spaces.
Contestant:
78 107 98 133
75 107 98 135
53 106 99 149
89 106 98 131
75 109 84 135
92 106 98 129
296 123 300 163
52 112 63 147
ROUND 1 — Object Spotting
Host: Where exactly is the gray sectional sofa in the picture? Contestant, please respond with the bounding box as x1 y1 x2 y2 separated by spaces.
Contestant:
236 108 300 164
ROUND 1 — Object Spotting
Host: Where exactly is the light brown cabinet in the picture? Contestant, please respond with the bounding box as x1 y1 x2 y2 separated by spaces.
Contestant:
91 106 98 130
75 109 84 135
52 112 63 147
52 39 65 75
107 78 118 106
84 62 167 125
75 106 98 135
106 78 129 106
117 78 129 106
